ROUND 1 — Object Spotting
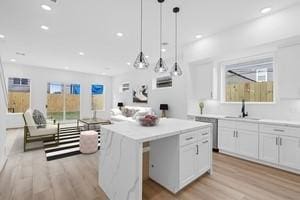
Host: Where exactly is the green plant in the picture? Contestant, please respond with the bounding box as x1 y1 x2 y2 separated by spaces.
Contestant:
199 101 204 114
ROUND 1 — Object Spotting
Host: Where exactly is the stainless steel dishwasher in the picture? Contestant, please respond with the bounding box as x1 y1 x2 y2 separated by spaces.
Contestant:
195 116 219 152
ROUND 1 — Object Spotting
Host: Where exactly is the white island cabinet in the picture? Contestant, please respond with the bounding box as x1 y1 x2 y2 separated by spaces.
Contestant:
99 118 212 200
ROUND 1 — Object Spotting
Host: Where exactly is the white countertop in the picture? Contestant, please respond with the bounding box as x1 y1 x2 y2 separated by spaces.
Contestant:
188 113 300 127
101 118 211 143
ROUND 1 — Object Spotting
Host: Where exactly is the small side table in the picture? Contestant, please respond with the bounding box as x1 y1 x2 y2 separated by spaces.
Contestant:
77 118 111 131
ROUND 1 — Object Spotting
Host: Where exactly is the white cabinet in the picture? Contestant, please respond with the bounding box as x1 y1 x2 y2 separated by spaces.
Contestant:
277 44 300 99
180 144 198 186
218 119 300 173
237 130 259 159
179 130 211 189
197 138 210 175
279 136 300 169
149 127 212 193
218 127 235 153
218 120 259 159
259 133 279 164
259 124 300 171
188 62 215 100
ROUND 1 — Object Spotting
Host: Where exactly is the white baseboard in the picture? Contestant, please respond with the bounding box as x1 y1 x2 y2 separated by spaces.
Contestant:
219 150 300 175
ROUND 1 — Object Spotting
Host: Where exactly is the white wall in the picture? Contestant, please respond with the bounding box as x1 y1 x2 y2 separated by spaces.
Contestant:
184 5 300 121
0 60 7 172
3 63 112 128
112 67 187 119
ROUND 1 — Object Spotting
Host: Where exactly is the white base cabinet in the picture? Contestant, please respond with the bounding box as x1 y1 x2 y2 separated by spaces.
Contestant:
219 119 300 174
259 133 279 164
218 120 259 159
150 127 212 193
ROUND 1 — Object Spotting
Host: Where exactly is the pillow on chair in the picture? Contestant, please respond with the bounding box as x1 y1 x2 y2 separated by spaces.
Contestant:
32 109 47 128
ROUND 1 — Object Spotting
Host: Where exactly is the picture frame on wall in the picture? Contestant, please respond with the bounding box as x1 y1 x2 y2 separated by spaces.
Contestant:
133 84 148 103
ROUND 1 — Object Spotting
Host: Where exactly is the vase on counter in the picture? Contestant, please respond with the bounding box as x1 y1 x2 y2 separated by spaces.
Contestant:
199 101 204 115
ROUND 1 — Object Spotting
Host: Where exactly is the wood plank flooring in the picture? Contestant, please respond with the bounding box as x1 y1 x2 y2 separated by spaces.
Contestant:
1 129 300 200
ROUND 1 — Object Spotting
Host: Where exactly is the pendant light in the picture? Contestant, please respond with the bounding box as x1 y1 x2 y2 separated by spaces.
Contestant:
133 0 149 69
154 0 168 73
170 7 183 76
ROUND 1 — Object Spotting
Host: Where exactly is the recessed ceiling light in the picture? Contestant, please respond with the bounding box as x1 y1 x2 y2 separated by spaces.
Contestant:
127 62 131 66
0 34 5 39
41 25 49 30
101 72 107 75
116 32 123 37
64 66 69 70
145 55 149 58
195 34 203 39
41 4 52 11
161 48 166 52
10 59 16 62
261 7 272 14
78 52 85 56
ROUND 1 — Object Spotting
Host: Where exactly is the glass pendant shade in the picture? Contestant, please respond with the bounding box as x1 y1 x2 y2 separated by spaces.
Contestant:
170 62 183 76
154 58 168 73
171 7 183 77
133 51 149 69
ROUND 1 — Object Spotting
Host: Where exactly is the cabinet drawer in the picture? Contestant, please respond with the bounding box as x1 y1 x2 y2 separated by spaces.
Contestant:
219 120 235 128
260 124 300 138
180 131 198 146
198 128 210 141
236 121 258 132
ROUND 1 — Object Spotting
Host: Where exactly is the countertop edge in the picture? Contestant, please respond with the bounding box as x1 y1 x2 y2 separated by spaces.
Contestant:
187 113 300 128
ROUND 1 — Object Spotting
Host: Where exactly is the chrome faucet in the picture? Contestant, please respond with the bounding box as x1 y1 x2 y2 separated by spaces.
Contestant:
241 99 248 118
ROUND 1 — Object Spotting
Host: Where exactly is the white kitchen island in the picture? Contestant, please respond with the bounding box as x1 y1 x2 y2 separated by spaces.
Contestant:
99 118 212 200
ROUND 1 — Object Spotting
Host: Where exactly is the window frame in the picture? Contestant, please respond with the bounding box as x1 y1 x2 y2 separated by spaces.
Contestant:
220 53 276 104
7 77 31 113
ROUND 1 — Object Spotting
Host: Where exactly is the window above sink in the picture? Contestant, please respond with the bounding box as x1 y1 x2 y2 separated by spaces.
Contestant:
221 54 275 103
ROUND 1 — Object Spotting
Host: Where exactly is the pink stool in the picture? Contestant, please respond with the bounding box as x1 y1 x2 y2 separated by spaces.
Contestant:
80 130 98 154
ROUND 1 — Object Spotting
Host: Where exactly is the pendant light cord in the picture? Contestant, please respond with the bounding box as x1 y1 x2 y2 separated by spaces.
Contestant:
175 12 178 63
160 3 162 59
140 0 143 52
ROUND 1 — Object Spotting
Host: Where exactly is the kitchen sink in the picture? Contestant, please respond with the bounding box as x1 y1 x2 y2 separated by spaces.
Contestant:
225 116 260 121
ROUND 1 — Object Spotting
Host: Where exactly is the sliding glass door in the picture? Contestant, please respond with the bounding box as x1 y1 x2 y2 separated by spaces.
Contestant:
47 83 80 121
65 84 80 120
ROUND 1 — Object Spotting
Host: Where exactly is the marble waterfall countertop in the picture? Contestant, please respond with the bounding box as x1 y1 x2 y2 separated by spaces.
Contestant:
101 118 211 143
99 118 212 200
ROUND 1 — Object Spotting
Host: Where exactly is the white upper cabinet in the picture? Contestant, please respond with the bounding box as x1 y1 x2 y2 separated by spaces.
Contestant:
188 61 215 100
277 44 300 99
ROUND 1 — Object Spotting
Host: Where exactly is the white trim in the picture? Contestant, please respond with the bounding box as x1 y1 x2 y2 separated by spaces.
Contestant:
219 150 300 175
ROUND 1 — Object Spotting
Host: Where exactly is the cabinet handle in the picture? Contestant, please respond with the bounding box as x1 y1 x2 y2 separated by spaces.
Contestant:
196 144 199 155
185 137 194 141
233 131 236 137
279 137 283 146
276 137 279 145
236 130 238 138
202 140 208 144
202 132 208 136
274 129 284 132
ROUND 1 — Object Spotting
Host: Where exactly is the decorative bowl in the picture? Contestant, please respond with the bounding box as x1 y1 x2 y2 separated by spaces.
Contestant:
137 114 160 127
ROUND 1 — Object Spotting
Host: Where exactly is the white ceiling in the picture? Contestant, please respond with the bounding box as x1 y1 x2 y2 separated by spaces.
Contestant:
0 0 300 76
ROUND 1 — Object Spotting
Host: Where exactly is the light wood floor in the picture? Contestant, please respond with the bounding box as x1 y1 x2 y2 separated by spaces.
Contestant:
1 129 300 200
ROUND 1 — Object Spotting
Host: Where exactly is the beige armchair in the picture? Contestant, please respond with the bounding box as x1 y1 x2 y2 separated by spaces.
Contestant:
23 109 60 152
